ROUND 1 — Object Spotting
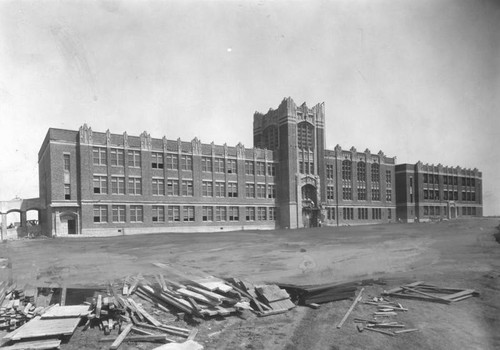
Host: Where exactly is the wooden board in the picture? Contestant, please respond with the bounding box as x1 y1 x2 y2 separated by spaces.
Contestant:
268 299 295 311
255 285 290 303
5 316 81 341
40 305 90 319
0 339 62 349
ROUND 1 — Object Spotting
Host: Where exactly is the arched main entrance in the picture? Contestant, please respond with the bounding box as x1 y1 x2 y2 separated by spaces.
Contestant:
302 184 320 228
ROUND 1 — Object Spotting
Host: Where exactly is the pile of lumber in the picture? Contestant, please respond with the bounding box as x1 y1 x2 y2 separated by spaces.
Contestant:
277 281 357 306
363 296 408 317
0 282 39 332
382 281 479 304
277 278 385 306
227 278 295 316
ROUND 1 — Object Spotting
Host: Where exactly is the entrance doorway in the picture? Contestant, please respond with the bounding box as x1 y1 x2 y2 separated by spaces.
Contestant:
60 214 77 235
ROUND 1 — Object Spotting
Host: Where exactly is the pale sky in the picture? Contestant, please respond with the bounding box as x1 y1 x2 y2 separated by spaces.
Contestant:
1 0 499 215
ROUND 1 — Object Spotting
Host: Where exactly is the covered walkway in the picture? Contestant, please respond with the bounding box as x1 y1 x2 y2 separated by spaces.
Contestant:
0 198 43 240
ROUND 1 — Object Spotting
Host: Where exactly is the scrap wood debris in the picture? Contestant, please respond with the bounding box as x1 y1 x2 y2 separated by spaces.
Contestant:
382 281 479 304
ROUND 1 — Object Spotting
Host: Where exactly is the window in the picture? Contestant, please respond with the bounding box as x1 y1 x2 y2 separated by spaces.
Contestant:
128 177 142 195
267 184 276 199
424 206 429 216
215 182 226 197
93 205 108 223
63 154 70 171
388 209 392 220
342 160 352 180
93 176 107 194
462 177 466 186
228 206 239 221
269 207 277 221
227 159 237 174
386 170 392 185
111 176 125 194
166 179 179 196
214 158 225 173
202 206 213 221
152 206 165 222
453 177 458 185
358 183 366 201
110 149 125 167
181 180 194 196
357 162 366 182
152 178 165 196
166 154 178 170
256 162 266 176
435 190 439 200
151 152 164 169
343 207 354 220
471 178 475 187
371 163 380 182
181 155 193 171
462 191 466 201
372 182 380 201
215 206 227 221
245 207 255 221
297 122 314 150
93 147 107 165
454 191 458 200
342 185 352 200
256 184 266 199
245 161 254 175
267 163 276 176
64 184 71 200
358 208 368 220
130 205 143 222
202 181 213 197
257 207 267 220
444 191 449 200
424 190 429 200
386 189 392 201
112 205 126 223
372 208 382 220
245 183 255 198
228 182 238 197
326 164 334 179
462 207 466 215
327 186 335 200
472 192 476 201
183 206 195 222
127 150 141 167
327 207 335 220
168 206 181 222
202 157 212 172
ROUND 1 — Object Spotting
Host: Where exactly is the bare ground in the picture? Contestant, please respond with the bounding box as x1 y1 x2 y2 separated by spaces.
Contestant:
1 217 499 350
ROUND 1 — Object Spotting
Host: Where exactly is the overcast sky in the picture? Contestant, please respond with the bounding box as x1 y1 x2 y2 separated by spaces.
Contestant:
1 0 499 215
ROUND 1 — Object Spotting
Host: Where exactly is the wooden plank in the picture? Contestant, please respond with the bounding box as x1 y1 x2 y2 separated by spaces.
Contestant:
394 328 420 334
96 294 102 318
187 328 198 341
441 289 475 301
0 339 62 350
365 327 395 336
336 288 364 329
452 294 474 302
177 288 218 305
401 286 451 303
255 285 290 303
127 298 162 327
110 323 133 349
131 327 154 335
385 292 451 304
383 281 425 295
40 305 90 319
8 316 81 340
60 287 67 306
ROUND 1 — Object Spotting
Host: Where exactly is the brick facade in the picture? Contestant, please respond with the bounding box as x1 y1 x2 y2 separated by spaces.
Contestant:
37 97 483 236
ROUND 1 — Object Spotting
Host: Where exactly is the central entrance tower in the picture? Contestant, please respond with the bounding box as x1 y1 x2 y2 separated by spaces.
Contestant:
254 97 326 229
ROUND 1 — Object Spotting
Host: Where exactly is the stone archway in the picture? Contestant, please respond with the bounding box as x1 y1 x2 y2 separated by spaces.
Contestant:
301 184 319 228
448 202 457 220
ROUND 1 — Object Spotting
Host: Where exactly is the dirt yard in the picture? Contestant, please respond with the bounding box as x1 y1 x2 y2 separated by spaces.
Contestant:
1 217 499 350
